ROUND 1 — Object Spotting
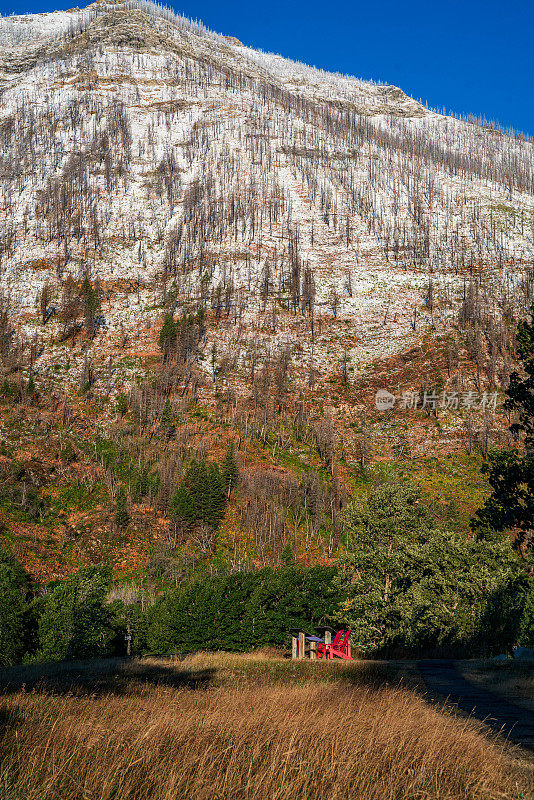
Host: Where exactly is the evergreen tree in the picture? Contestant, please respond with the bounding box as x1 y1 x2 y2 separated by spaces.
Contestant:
480 573 534 651
281 543 296 565
169 482 196 528
161 399 174 432
244 565 340 649
114 486 129 530
145 584 193 653
59 273 82 332
144 565 340 653
26 373 35 398
116 392 128 416
202 462 226 525
507 305 534 447
158 313 177 361
81 275 101 338
472 304 534 554
222 441 238 492
171 459 227 529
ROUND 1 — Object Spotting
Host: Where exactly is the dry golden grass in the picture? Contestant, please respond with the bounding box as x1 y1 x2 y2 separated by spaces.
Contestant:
0 654 530 800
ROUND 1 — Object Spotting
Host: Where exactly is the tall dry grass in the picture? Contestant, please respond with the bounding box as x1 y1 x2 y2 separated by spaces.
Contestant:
0 654 529 800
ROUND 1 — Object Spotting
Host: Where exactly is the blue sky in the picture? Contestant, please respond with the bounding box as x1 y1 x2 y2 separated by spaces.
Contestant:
2 0 533 137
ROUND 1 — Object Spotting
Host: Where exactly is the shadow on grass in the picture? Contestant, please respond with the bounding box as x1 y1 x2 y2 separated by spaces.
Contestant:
0 658 216 697
0 655 415 699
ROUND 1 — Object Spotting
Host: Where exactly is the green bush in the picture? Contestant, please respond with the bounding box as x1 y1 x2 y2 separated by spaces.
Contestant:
36 566 114 662
472 303 534 554
115 392 128 416
480 573 534 651
158 313 177 360
0 549 31 666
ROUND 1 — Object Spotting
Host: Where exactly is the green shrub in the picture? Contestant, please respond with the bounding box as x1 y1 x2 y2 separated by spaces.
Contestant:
480 573 534 651
158 313 177 360
0 549 31 666
115 392 128 416
36 566 114 662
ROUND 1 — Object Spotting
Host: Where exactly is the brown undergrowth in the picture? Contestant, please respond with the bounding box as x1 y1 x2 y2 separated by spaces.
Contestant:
0 653 530 800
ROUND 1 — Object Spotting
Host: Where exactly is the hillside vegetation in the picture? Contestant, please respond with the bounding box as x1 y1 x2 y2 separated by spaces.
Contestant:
0 0 532 578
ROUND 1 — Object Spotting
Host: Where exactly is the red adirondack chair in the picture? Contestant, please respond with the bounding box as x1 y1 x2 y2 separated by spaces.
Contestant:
322 628 353 660
297 631 338 658
317 629 345 659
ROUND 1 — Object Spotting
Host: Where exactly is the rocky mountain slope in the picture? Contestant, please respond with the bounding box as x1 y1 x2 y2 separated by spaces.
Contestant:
1 0 532 389
0 0 532 579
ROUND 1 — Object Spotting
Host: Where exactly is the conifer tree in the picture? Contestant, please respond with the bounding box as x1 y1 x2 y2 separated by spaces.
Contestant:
26 373 35 399
281 542 296 565
170 482 196 528
59 274 82 333
204 462 226 525
114 486 129 530
158 313 177 361
222 441 238 492
161 399 173 430
81 274 101 338
170 458 227 529
37 566 113 662
506 305 534 449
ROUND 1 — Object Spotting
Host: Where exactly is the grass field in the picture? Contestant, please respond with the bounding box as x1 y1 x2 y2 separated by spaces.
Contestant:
0 653 532 800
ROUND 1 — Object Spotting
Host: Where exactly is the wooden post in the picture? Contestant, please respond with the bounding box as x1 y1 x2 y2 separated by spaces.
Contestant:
291 635 298 660
125 620 132 656
298 631 305 660
324 629 332 660
310 641 317 661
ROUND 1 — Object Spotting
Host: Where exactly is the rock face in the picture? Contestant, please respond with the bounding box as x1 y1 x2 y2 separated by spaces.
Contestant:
0 0 532 400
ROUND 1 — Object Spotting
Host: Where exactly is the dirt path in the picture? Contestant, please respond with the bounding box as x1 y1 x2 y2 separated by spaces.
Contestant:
419 660 534 752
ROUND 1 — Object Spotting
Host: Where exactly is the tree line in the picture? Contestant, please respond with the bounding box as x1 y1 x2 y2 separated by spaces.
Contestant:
1 478 532 666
